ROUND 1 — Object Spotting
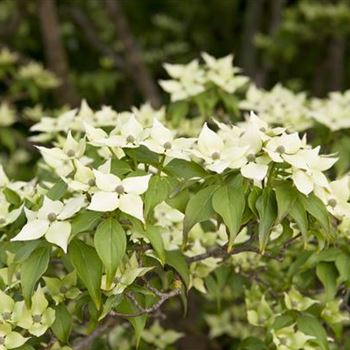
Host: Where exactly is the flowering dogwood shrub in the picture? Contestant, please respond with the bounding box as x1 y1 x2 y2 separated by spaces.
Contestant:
1 54 350 349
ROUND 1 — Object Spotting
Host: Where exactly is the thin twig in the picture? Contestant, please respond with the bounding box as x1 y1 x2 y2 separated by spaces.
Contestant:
111 289 181 318
73 316 118 350
187 236 259 263
73 288 181 350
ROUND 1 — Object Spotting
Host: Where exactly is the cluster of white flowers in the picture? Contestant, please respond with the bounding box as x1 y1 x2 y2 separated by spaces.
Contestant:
30 101 166 143
240 84 313 132
6 105 344 257
310 91 350 131
159 53 350 135
159 53 248 101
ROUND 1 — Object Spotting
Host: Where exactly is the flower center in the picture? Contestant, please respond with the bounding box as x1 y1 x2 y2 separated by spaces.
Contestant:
163 142 172 150
126 135 135 144
2 312 11 321
47 212 57 222
66 149 75 157
88 179 95 187
246 154 256 162
60 286 68 294
327 198 337 208
276 145 285 154
115 185 125 195
33 314 42 323
211 152 220 160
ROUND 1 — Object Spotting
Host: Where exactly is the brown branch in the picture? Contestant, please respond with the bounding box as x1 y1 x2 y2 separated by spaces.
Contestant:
73 315 118 350
37 0 80 106
73 288 181 349
187 236 259 263
111 288 181 318
103 0 161 107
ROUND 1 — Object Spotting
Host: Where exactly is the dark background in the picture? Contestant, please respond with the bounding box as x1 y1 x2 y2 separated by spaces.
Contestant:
1 0 348 110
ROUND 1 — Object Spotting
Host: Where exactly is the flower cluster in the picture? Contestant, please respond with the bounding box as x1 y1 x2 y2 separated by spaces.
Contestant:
159 53 248 101
240 84 313 132
310 91 350 131
0 287 54 349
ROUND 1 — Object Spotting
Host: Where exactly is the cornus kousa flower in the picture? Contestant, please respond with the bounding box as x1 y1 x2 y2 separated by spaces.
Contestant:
87 169 151 222
272 325 315 350
202 52 249 93
85 114 146 149
11 196 86 253
63 159 95 192
101 253 153 295
315 176 350 218
0 324 28 350
0 194 22 228
14 287 55 337
37 131 86 162
264 132 305 164
131 103 166 127
159 59 206 101
240 84 313 132
0 290 17 324
142 119 195 161
214 118 270 181
192 123 248 173
286 147 337 195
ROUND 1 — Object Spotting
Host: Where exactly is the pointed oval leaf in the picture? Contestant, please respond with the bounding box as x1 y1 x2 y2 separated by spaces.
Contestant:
21 245 50 304
68 240 102 309
183 185 217 241
255 188 277 252
94 218 126 286
212 183 245 249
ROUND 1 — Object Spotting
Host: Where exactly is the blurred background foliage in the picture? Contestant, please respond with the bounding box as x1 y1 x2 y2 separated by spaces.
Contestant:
1 0 350 111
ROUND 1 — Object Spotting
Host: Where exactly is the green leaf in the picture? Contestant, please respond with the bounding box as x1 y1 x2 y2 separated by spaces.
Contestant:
183 185 217 241
289 198 308 239
165 159 207 179
143 226 165 263
316 262 338 301
274 183 297 221
297 314 329 350
168 100 189 124
248 187 261 217
94 218 126 287
68 240 102 309
110 159 132 177
166 188 190 213
3 187 21 206
238 337 266 350
14 240 42 263
21 246 50 304
124 145 159 166
46 179 68 201
70 211 102 238
335 252 350 284
165 250 190 289
51 304 72 344
144 176 169 219
299 193 330 232
212 183 245 249
255 188 277 252
271 311 296 330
